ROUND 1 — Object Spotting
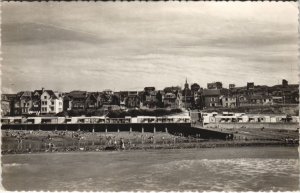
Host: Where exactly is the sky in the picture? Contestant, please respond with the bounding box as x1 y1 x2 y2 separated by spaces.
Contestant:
1 2 299 93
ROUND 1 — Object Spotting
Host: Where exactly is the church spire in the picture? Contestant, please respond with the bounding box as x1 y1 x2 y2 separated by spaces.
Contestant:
184 77 189 89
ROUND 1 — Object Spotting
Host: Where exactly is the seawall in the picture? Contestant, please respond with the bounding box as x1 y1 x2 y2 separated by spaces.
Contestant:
1 123 232 140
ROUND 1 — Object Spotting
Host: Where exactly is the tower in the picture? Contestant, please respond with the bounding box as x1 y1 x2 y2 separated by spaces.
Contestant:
184 78 189 90
184 78 188 109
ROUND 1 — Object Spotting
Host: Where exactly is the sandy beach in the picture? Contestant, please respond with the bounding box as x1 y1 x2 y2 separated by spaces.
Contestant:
1 129 298 155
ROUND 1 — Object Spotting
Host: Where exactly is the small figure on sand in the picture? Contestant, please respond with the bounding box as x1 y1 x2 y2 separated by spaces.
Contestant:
120 138 125 150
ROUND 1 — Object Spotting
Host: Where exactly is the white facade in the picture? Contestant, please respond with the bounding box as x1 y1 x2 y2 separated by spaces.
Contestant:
41 91 63 114
202 112 299 124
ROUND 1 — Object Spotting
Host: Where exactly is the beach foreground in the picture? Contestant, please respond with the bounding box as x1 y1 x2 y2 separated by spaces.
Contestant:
2 128 298 154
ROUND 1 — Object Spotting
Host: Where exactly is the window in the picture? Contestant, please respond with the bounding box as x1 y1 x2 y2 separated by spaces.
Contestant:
51 101 54 105
44 96 47 99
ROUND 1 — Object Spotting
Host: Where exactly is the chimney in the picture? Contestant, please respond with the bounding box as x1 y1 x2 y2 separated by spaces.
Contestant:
42 87 45 93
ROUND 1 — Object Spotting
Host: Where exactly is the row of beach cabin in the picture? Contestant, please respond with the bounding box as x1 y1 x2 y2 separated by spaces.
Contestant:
202 112 299 125
1 116 191 125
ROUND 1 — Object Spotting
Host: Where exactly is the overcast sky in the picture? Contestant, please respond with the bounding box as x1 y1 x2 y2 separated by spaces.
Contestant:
2 2 298 93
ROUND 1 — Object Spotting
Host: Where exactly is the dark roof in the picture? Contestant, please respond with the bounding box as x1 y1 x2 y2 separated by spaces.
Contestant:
2 94 17 101
144 87 155 92
33 90 43 95
69 90 87 94
67 91 87 99
1 94 9 101
63 95 71 100
202 89 221 96
86 93 97 101
43 90 59 99
16 91 32 99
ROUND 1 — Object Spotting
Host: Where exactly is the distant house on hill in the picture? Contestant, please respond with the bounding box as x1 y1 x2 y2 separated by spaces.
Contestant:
220 95 237 108
237 95 273 107
202 89 221 108
163 92 182 109
207 82 222 90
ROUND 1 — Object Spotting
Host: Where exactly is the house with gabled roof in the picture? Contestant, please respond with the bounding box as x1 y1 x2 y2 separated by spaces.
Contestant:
66 91 87 110
202 89 221 108
85 93 98 109
163 92 182 109
1 94 17 116
40 90 63 114
13 91 33 115
1 94 11 116
31 88 45 114
220 95 237 108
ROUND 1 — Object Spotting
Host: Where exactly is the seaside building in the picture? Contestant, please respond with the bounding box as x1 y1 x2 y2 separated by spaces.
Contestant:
1 94 11 116
202 89 221 108
1 79 299 115
40 90 63 114
126 91 140 108
220 96 237 108
13 91 33 115
163 92 182 109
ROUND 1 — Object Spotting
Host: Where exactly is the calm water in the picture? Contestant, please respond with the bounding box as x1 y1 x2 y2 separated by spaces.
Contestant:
2 147 299 191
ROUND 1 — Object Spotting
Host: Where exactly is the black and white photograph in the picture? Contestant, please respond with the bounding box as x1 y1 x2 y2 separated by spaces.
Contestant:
1 1 299 191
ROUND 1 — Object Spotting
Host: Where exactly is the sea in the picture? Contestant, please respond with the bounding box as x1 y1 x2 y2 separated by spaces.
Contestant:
2 146 299 191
